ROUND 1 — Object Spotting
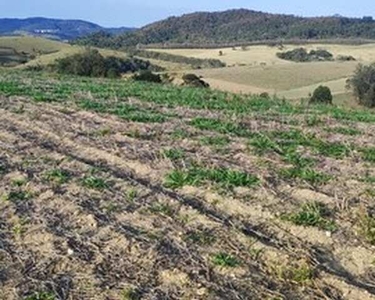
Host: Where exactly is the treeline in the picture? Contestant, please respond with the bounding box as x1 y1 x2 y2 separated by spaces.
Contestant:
75 9 375 48
128 49 226 69
51 49 163 78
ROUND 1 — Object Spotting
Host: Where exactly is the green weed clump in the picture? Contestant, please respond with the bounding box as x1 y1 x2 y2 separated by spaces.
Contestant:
361 147 375 163
43 169 71 184
24 292 55 300
327 127 361 136
163 148 185 160
282 202 336 231
190 117 252 137
357 212 375 245
164 166 259 189
200 135 230 147
82 176 109 190
212 252 240 268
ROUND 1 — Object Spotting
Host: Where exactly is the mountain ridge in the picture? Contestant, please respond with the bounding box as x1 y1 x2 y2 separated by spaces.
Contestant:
0 17 135 41
75 9 375 48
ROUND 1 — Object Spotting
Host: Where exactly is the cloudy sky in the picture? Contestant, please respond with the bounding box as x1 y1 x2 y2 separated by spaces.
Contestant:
1 0 374 27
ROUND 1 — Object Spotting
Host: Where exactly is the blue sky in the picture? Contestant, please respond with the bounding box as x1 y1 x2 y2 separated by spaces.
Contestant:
1 0 374 27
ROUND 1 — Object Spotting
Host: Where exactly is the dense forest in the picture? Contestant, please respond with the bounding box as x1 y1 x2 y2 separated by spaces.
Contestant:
75 9 375 48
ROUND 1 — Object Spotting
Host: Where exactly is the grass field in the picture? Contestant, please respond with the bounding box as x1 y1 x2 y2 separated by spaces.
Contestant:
0 36 130 69
1 70 375 299
151 43 375 104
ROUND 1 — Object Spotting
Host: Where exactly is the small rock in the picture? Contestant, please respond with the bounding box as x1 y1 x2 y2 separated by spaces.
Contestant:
67 248 74 256
325 231 332 238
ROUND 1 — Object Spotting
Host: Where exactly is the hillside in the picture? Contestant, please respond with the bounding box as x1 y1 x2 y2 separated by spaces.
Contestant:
1 70 375 299
0 17 135 41
76 9 375 48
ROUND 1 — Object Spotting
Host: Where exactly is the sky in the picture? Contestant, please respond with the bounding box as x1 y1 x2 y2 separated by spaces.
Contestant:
1 0 374 28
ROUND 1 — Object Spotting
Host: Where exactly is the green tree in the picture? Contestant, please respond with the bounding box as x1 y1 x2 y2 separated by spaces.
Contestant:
347 63 375 108
309 86 333 105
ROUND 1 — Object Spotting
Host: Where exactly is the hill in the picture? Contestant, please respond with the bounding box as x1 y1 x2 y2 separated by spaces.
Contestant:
76 9 375 48
0 17 135 41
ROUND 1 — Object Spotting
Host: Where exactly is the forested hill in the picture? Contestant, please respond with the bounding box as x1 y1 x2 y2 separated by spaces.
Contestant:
0 17 135 41
75 9 375 48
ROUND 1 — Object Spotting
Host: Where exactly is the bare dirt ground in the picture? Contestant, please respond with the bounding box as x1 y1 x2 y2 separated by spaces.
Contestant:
1 91 375 299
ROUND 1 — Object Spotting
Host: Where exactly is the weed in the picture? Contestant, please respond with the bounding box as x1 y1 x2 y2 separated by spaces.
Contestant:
121 288 140 300
171 129 191 140
249 247 263 260
200 135 230 147
185 229 216 246
190 117 252 137
212 252 240 268
327 127 361 136
357 212 375 245
163 148 185 160
282 202 336 231
82 176 109 190
312 140 351 159
249 134 282 154
305 115 323 127
165 166 259 189
361 147 375 163
96 127 112 136
164 170 192 189
5 190 32 203
43 169 71 185
149 202 174 217
279 264 315 284
126 189 138 203
280 167 331 185
11 178 27 187
24 292 55 300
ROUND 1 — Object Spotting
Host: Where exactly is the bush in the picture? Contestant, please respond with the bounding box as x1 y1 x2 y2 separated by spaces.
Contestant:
132 71 162 83
309 86 333 105
277 48 334 62
337 55 356 61
347 63 375 107
182 74 210 88
54 49 160 78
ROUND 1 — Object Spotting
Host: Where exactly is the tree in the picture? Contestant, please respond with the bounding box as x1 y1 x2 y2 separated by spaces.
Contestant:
309 86 333 105
347 63 375 108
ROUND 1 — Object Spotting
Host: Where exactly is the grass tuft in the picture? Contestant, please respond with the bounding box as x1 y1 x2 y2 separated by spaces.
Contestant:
282 202 336 231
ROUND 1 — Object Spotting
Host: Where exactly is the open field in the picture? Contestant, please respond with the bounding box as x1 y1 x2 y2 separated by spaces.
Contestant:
151 43 375 104
1 70 375 299
0 36 129 68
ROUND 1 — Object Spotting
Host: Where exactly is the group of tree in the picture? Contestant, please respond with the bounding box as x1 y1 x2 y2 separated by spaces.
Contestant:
127 49 225 69
53 49 162 78
309 64 375 108
75 9 375 48
277 48 334 62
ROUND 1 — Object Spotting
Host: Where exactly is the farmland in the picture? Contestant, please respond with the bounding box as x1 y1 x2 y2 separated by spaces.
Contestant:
1 70 375 299
0 36 129 68
151 43 375 105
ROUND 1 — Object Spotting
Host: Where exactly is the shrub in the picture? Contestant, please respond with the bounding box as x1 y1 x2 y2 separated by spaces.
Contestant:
54 49 160 78
337 55 356 61
309 86 333 105
132 71 162 83
347 63 375 107
277 48 334 62
182 73 210 88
